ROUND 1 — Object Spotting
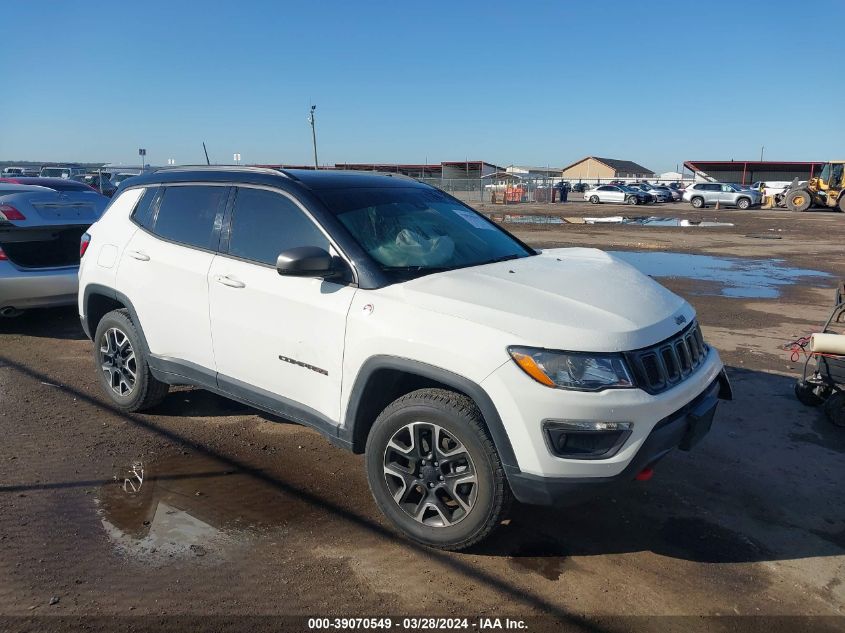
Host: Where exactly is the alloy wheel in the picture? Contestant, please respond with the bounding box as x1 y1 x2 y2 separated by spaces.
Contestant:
383 421 478 527
99 327 137 396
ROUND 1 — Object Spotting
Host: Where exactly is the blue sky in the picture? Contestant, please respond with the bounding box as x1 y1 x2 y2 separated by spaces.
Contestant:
2 0 842 172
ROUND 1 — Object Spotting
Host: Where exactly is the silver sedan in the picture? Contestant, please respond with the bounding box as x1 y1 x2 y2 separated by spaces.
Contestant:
0 183 108 316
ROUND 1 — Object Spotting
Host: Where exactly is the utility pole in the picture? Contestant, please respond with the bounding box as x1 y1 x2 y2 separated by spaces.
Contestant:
308 105 318 169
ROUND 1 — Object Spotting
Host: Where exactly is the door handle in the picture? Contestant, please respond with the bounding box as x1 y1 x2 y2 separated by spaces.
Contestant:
215 274 246 289
127 250 150 261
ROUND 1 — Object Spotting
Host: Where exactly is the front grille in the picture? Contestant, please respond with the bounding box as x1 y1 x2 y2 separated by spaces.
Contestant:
625 321 708 394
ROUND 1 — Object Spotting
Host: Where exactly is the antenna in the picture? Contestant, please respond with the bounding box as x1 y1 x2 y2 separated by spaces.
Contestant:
307 104 318 169
202 142 211 165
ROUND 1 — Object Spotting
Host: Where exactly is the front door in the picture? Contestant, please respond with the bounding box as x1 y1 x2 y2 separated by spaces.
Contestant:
207 186 356 424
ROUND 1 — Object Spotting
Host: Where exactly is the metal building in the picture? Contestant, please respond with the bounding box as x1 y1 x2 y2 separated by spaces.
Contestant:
684 160 823 185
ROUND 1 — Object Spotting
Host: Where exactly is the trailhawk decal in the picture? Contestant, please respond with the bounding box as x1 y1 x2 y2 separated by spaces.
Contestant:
278 355 328 376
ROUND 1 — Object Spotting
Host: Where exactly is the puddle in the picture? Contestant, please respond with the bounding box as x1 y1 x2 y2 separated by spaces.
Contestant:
610 250 831 299
501 214 567 225
585 216 733 227
96 453 314 563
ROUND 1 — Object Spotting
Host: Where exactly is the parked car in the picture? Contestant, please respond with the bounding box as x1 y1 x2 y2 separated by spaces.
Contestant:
682 182 762 209
571 182 589 193
2 166 40 177
0 176 98 193
0 183 109 316
666 187 682 201
75 173 117 197
629 183 673 202
78 166 731 549
585 184 653 205
39 165 87 179
111 172 142 186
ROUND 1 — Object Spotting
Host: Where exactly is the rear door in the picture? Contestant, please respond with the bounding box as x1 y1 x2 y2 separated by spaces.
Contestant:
719 184 736 205
605 186 624 202
207 185 357 423
116 183 230 372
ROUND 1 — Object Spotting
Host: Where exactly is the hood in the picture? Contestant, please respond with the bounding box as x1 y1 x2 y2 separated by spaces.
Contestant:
396 248 693 352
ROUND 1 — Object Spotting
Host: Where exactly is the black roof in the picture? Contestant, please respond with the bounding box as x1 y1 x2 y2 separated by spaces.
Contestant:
592 157 654 175
124 166 426 191
563 156 654 175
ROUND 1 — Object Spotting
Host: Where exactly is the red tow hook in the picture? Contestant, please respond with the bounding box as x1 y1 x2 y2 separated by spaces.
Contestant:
635 466 654 481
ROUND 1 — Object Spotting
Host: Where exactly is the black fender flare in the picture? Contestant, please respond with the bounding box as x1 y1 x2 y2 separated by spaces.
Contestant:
344 355 518 470
81 283 151 355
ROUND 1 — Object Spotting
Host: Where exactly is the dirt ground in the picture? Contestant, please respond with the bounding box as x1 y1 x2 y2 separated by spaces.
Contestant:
1 200 844 632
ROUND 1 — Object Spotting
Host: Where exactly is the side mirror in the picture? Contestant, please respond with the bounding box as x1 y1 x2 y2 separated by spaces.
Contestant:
276 246 337 278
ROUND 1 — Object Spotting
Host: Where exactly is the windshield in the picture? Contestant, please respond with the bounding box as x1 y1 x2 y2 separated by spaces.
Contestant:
819 163 831 182
317 186 534 278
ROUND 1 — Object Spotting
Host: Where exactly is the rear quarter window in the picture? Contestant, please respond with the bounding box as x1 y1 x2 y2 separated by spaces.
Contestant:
131 187 161 229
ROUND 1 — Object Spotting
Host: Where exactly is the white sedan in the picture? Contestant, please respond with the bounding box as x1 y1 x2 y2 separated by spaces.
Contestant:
584 185 651 205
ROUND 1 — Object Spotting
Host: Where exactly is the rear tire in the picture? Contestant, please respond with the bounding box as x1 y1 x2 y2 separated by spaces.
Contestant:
589 195 600 204
838 196 845 213
824 391 845 427
794 381 826 407
626 195 639 205
786 189 812 212
365 388 511 551
691 196 705 209
93 309 169 412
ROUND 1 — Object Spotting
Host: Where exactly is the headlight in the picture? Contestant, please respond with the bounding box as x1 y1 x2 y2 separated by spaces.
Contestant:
508 346 634 391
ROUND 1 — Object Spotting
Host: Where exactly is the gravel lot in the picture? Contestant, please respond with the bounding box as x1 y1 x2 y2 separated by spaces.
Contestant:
1 200 843 631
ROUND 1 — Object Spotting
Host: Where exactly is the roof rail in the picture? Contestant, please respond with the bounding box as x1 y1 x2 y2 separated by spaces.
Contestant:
153 165 294 179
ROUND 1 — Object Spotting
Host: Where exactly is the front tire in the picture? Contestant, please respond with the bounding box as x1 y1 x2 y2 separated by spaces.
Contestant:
93 309 169 412
365 388 511 551
589 195 600 204
736 197 751 210
838 196 845 213
786 189 812 212
691 196 705 209
626 195 639 205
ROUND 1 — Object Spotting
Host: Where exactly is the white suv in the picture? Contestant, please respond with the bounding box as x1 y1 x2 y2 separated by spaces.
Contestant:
78 167 732 550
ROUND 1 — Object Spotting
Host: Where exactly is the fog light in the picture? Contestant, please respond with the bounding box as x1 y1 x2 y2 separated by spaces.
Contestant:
544 420 633 460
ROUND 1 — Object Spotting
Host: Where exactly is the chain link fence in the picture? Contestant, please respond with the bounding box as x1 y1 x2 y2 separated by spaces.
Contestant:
417 177 698 205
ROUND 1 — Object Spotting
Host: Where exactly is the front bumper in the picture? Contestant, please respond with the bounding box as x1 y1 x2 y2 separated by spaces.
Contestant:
0 262 79 310
506 370 731 505
481 344 728 499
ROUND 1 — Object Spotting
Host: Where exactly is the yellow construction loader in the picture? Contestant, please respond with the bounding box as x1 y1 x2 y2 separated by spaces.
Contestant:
785 161 845 212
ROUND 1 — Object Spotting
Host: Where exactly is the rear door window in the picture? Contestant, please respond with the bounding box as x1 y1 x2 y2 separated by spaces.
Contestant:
152 185 229 250
226 187 329 266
